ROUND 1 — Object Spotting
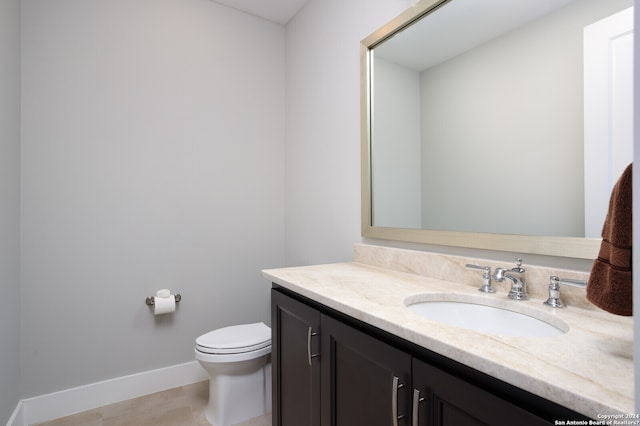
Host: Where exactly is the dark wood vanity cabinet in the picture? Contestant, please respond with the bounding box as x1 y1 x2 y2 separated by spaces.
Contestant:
271 289 321 426
413 359 549 426
320 314 412 426
271 288 585 426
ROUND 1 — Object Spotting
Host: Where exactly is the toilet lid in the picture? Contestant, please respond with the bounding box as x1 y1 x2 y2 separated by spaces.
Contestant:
196 322 271 354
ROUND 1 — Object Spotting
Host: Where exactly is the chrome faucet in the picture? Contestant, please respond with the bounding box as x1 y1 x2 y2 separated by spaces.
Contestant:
493 257 528 300
465 263 495 293
543 275 587 308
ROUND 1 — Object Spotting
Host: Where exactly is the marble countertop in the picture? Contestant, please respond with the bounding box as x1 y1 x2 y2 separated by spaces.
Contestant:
263 259 634 419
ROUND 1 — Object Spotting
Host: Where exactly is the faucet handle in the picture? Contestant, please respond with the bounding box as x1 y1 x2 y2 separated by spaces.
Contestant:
465 264 495 293
514 257 524 271
543 276 587 308
493 257 524 280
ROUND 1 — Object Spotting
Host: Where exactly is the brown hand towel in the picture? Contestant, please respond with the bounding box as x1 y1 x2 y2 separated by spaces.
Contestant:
587 163 633 316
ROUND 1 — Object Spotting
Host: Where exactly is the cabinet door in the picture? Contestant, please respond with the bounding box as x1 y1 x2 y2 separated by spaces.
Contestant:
272 289 321 426
321 314 412 426
412 358 550 426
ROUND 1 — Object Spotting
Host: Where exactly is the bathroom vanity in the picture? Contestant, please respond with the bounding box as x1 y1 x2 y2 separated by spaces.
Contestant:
275 0 636 423
264 245 634 425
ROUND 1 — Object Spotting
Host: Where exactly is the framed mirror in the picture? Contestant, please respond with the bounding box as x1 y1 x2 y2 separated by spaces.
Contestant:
361 0 634 259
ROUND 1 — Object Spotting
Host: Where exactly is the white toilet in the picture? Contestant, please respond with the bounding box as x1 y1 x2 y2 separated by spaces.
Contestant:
195 322 272 426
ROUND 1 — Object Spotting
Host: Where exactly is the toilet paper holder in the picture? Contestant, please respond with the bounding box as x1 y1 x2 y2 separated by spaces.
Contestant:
145 293 182 305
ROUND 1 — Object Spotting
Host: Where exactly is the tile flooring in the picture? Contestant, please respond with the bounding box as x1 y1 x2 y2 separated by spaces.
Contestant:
33 381 272 426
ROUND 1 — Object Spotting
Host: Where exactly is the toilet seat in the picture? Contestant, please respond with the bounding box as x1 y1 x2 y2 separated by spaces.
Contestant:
194 322 272 425
196 322 271 355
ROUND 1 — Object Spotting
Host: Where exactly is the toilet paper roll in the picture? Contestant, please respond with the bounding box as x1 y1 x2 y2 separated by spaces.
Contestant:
153 296 175 315
156 288 171 298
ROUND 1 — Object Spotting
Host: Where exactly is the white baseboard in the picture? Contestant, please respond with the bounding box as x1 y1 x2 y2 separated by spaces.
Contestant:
14 361 208 426
6 400 24 426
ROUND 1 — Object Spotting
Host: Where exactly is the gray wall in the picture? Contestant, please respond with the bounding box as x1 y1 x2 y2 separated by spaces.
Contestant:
20 0 285 398
0 0 21 421
284 0 413 266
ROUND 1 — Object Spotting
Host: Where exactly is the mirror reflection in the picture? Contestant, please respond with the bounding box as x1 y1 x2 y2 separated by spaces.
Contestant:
369 0 633 240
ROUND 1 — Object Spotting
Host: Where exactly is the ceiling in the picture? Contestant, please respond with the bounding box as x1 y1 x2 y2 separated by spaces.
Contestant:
211 0 310 25
374 0 577 71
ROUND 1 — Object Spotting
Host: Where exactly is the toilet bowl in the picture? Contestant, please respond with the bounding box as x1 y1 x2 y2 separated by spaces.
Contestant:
195 322 272 426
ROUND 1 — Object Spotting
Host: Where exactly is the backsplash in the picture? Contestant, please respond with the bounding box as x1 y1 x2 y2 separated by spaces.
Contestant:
353 244 597 311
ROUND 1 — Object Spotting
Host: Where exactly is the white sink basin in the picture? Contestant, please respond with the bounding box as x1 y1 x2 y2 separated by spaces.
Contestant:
405 294 568 337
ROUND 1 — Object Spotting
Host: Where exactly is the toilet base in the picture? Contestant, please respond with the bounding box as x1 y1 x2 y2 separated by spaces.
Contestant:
202 356 272 426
